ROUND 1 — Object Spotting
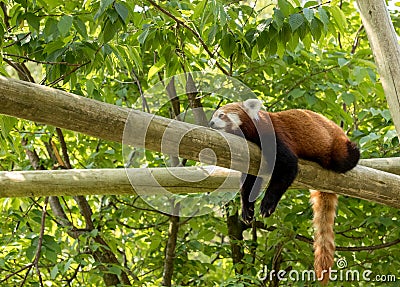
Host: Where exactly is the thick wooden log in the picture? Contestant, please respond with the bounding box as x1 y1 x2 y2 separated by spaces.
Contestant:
2 162 400 209
0 75 262 175
0 167 240 197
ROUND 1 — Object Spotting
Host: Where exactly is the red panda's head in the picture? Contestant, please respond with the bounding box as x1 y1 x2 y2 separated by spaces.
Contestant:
209 99 262 134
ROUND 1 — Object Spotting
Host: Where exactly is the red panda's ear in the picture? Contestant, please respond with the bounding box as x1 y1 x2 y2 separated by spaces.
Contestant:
243 99 262 120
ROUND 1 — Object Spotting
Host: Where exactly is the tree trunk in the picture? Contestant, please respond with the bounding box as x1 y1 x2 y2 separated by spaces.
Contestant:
226 204 245 274
356 0 400 138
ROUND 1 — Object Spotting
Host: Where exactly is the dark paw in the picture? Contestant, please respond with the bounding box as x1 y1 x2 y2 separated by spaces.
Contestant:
260 206 276 217
241 205 254 224
260 200 277 217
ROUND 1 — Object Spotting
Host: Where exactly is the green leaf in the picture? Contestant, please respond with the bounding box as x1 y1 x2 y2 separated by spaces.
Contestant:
384 129 397 141
338 57 349 67
288 88 305 99
148 58 166 80
108 265 122 275
273 8 285 30
303 8 314 22
302 32 311 49
57 15 73 36
257 18 272 33
43 40 65 55
268 38 277 56
207 24 218 44
138 26 151 44
276 41 285 58
289 13 304 32
106 9 120 23
44 18 58 38
310 18 322 41
221 34 235 57
94 0 114 20
342 92 355 105
280 23 291 44
257 29 269 51
304 1 319 8
103 19 120 43
318 6 330 27
381 110 392 122
193 0 207 19
330 6 347 34
245 28 257 44
26 13 40 31
287 31 299 51
218 4 227 27
73 17 88 39
26 244 37 261
149 236 162 251
115 2 129 24
50 266 58 280
278 0 294 17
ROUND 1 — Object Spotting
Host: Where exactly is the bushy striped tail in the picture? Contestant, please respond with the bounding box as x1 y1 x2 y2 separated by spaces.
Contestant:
310 190 338 285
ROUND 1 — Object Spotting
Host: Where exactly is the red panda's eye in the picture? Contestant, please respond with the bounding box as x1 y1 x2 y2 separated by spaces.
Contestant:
218 113 224 119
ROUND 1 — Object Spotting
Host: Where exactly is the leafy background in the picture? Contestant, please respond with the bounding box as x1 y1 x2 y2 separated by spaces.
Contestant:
0 0 400 286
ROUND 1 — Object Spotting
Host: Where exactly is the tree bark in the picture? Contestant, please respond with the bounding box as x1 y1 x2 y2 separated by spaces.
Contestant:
356 0 400 138
0 75 262 175
161 203 180 287
359 157 400 176
226 204 245 274
2 160 400 208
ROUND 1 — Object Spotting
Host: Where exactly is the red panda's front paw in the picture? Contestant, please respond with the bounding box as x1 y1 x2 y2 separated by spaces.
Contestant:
260 200 277 217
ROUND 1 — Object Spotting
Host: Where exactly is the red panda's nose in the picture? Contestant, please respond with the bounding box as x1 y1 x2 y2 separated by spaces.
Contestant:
209 120 215 128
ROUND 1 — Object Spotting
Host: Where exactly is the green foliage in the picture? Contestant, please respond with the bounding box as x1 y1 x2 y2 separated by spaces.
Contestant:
0 0 399 286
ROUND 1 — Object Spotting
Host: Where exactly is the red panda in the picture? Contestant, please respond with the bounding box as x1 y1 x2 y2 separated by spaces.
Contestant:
209 99 360 285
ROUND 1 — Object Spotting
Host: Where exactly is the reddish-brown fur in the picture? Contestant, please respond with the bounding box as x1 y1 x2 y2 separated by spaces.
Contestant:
268 109 357 171
310 190 338 285
211 102 359 285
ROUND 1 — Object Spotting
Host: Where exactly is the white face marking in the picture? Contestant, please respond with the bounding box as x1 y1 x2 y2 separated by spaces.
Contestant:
226 113 242 130
210 110 227 129
243 99 262 120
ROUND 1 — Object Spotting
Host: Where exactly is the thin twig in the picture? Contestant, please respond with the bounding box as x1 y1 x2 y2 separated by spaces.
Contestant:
0 263 33 284
131 67 150 113
146 0 229 75
3 53 82 66
49 60 91 86
267 65 340 109
3 33 31 48
255 223 400 252
56 128 72 169
351 25 364 54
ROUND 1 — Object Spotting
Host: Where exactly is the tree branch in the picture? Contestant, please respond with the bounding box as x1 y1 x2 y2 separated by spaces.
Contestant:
359 157 400 176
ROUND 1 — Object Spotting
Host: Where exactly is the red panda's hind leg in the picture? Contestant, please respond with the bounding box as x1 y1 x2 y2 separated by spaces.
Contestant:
240 173 263 223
